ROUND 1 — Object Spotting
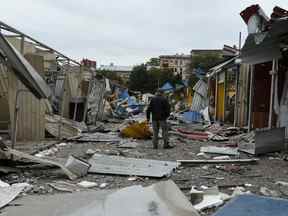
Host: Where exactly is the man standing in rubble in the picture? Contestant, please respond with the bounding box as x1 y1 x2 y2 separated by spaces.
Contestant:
146 89 173 149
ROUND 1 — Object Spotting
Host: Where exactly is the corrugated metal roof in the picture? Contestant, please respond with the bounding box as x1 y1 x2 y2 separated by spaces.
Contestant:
191 92 207 112
55 76 64 98
0 64 8 96
208 56 237 77
88 154 178 178
193 80 207 98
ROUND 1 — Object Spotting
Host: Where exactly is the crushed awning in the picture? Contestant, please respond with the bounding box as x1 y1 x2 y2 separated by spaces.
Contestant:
208 57 237 77
0 33 51 99
241 16 288 64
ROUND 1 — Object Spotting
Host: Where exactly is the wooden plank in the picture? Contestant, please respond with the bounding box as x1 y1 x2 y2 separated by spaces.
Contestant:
177 159 259 165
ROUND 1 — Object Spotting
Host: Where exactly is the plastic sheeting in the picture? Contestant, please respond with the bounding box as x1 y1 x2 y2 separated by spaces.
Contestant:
160 82 174 92
214 194 288 216
2 181 199 216
182 111 202 123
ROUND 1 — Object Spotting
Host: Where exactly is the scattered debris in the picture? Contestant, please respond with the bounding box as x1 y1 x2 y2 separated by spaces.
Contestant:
118 140 139 148
213 156 231 160
276 181 288 187
64 155 91 178
120 121 152 139
200 146 239 156
77 181 98 188
0 182 30 208
213 194 288 216
99 183 108 189
191 186 229 211
0 179 10 187
88 153 178 178
178 159 258 165
45 114 87 139
34 147 59 158
2 180 200 216
238 128 285 155
4 147 78 180
260 187 281 197
48 181 80 193
85 149 97 156
70 132 121 143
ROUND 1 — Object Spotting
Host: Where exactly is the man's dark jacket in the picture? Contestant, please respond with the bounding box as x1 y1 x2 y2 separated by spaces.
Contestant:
146 95 171 121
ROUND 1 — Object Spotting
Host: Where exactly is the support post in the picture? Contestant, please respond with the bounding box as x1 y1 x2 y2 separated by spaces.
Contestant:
11 36 25 156
73 102 78 121
268 59 276 129
223 71 227 123
214 74 218 122
234 65 240 126
248 65 254 132
234 32 242 127
58 60 69 140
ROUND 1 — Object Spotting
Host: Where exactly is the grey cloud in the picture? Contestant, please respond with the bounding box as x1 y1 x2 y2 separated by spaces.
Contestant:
1 0 287 65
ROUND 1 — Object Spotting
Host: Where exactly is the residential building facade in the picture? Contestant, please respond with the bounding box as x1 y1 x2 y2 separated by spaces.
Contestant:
98 63 133 82
159 54 191 80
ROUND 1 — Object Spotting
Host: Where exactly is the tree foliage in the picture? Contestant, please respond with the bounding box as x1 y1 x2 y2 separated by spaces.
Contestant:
188 53 223 87
147 57 160 66
128 64 180 93
190 53 223 72
97 69 124 85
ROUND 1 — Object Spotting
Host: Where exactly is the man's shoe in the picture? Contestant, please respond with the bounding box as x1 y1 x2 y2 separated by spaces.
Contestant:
163 145 174 149
153 145 158 149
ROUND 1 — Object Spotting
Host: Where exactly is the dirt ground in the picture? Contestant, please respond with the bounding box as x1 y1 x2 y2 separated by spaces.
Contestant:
2 122 288 215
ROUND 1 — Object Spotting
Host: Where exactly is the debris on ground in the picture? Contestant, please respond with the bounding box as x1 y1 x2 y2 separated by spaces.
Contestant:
213 194 288 216
200 146 239 156
120 121 152 139
77 181 98 188
88 153 178 178
0 181 31 208
2 180 200 216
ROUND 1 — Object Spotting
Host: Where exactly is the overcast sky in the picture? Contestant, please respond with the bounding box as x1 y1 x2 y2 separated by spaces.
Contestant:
1 0 287 66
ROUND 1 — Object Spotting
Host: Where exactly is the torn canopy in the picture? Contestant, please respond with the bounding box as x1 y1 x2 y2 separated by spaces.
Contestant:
0 33 51 99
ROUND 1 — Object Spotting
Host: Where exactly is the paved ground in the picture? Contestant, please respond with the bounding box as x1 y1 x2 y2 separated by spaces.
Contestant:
2 122 288 215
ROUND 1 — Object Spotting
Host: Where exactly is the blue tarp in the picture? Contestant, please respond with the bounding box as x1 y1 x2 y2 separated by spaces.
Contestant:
119 89 129 100
128 96 139 108
182 111 202 123
193 68 206 79
214 195 288 216
182 80 189 87
160 82 174 92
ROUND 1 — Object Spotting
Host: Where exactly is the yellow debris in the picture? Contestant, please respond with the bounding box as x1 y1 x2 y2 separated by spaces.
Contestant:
120 121 152 139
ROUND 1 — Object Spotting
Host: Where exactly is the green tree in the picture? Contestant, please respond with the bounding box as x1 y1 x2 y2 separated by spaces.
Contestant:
97 69 124 85
147 57 160 66
129 64 151 92
188 53 223 86
128 65 181 93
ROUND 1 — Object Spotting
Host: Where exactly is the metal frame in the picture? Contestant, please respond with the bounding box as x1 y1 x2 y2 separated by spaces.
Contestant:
0 21 80 66
0 21 83 143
